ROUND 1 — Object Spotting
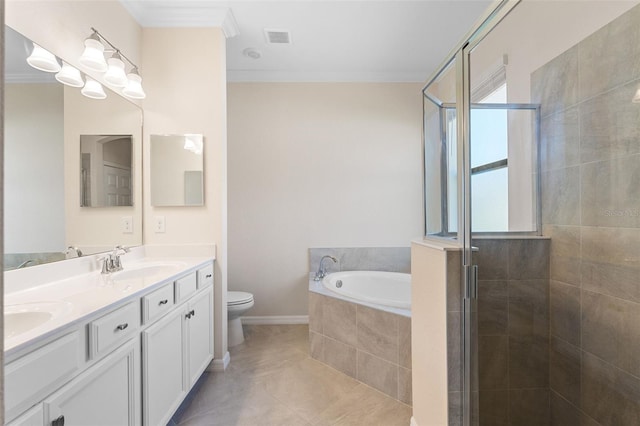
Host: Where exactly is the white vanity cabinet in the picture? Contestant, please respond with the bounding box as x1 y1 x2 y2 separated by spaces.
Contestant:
43 338 140 426
5 260 215 426
143 284 214 426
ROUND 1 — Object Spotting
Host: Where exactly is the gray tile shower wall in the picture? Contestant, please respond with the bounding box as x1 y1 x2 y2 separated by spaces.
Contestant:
473 238 551 426
532 4 640 426
309 247 411 275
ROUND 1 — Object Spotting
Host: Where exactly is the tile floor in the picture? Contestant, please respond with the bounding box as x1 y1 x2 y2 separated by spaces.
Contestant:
172 324 412 426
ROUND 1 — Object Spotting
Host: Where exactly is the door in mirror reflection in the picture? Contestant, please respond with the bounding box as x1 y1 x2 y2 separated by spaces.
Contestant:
150 134 204 206
80 135 133 207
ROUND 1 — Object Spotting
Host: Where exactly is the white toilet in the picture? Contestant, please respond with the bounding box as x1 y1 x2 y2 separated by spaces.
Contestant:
227 291 255 347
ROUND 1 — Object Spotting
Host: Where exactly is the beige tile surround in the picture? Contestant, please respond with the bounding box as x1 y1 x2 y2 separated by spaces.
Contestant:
309 292 412 405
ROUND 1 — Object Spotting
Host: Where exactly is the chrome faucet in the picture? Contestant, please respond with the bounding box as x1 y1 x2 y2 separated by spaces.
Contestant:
314 255 338 281
101 245 130 274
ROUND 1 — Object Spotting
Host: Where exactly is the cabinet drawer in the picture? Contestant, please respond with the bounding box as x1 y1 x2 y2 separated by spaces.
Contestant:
7 402 43 426
175 272 197 303
142 283 174 324
89 302 139 359
197 264 214 289
5 331 81 422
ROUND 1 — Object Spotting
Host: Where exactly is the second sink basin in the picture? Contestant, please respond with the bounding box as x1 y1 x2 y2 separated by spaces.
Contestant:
5 301 73 339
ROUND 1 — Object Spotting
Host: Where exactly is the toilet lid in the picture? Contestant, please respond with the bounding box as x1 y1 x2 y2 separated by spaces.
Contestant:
228 291 254 306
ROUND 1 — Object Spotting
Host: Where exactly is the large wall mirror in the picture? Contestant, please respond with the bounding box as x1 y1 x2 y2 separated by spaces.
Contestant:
4 25 143 270
150 134 204 207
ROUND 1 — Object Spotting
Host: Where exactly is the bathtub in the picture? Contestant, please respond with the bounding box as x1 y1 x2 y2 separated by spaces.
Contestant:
308 270 412 404
321 271 411 310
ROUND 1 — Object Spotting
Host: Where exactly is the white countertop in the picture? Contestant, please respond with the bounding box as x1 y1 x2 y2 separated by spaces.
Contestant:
4 246 214 358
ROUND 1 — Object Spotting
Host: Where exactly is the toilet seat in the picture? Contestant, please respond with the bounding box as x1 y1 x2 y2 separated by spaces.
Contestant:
228 291 254 306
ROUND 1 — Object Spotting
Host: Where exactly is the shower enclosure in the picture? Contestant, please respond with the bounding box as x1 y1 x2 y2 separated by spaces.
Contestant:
422 1 640 425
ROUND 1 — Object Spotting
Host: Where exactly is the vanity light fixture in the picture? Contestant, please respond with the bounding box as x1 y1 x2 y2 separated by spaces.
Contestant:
81 77 107 100
26 43 61 73
55 62 84 87
79 28 146 99
633 88 640 103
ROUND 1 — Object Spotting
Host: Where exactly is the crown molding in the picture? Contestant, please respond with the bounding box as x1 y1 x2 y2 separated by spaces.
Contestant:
120 1 239 38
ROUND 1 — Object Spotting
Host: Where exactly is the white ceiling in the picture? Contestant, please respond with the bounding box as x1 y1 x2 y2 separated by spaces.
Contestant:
121 0 493 83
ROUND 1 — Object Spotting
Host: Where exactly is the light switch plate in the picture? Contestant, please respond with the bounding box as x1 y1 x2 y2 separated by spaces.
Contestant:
122 216 133 234
155 216 166 233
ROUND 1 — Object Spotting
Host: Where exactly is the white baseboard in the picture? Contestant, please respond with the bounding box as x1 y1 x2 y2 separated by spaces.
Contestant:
410 416 418 426
241 315 309 325
209 351 230 372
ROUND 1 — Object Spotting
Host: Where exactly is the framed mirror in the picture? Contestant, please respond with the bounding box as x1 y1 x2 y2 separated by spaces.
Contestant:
4 25 143 270
150 134 204 207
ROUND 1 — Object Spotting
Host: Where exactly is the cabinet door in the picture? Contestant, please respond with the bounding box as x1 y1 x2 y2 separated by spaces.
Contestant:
142 308 186 426
186 286 214 387
44 338 140 426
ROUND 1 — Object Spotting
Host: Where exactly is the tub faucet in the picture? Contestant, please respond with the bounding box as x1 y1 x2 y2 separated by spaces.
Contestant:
314 255 337 281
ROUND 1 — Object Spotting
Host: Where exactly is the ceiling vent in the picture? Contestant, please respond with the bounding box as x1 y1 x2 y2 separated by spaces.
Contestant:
264 29 292 44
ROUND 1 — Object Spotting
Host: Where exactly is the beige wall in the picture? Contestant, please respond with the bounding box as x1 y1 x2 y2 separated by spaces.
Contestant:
228 83 423 317
141 27 228 360
410 240 463 426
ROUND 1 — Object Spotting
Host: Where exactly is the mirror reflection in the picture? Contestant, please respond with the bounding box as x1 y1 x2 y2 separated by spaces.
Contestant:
4 25 143 270
151 134 204 207
80 135 133 207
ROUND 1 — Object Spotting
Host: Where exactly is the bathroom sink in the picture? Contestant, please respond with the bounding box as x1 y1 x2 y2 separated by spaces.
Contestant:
110 262 187 281
4 301 72 339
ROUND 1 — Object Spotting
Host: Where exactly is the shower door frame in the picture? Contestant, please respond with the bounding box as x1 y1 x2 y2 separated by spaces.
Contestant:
421 1 525 425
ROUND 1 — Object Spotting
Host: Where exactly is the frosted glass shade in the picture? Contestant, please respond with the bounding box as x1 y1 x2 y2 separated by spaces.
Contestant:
55 62 84 87
633 88 640 103
27 43 61 73
104 54 128 87
79 36 107 72
81 77 107 99
122 71 146 99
